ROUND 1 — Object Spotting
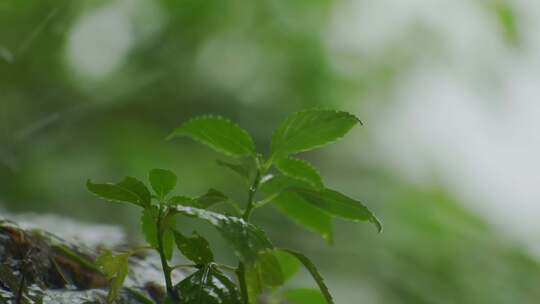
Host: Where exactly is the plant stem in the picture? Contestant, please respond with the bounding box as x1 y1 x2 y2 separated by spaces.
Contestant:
216 263 237 272
157 208 176 301
242 170 261 221
126 287 155 304
253 191 281 209
237 168 262 304
236 262 249 304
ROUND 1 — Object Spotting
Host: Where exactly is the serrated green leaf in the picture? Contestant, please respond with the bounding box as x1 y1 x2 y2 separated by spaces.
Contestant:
96 250 130 304
216 159 251 181
176 264 241 304
291 187 382 232
278 249 333 304
274 250 301 282
149 169 177 200
274 157 323 189
168 115 255 157
261 176 333 242
171 206 273 262
116 177 151 207
270 109 360 157
87 179 146 208
196 188 228 208
273 192 333 242
174 231 214 264
283 288 326 304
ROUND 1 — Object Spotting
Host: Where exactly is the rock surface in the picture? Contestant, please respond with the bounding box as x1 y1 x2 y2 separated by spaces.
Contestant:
0 215 180 304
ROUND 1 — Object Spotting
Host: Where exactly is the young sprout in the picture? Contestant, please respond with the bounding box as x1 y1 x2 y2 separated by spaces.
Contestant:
88 109 381 304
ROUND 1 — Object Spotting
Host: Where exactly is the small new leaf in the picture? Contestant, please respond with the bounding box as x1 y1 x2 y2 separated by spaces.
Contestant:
245 250 285 302
116 177 151 206
291 187 382 232
96 250 130 304
162 213 177 260
163 228 175 261
274 250 301 282
149 169 177 200
141 207 175 259
168 115 256 157
176 264 241 304
251 250 285 288
270 109 360 157
174 231 214 264
170 206 273 262
87 179 146 208
278 249 333 304
274 157 323 189
141 207 159 248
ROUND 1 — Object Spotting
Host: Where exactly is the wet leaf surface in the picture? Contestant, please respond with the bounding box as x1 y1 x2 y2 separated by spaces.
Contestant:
176 264 241 304
170 206 273 262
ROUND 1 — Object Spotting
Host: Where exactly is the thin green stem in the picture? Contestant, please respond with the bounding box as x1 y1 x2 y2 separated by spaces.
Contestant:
236 262 249 304
242 170 261 221
216 263 237 272
126 287 155 304
54 244 101 273
157 207 176 301
263 155 274 173
253 191 281 209
237 165 264 304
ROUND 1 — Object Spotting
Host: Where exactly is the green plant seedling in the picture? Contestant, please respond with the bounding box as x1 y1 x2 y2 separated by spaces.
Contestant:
88 109 381 304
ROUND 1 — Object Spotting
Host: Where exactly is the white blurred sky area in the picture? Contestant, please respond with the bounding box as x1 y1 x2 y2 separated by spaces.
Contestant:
64 0 540 252
328 0 540 253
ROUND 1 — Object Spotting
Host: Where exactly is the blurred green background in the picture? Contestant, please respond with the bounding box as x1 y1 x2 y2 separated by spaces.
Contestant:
2 0 540 303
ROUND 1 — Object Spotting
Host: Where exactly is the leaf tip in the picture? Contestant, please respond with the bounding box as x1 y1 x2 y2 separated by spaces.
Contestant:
165 131 177 141
371 216 383 233
344 111 363 126
86 179 97 192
